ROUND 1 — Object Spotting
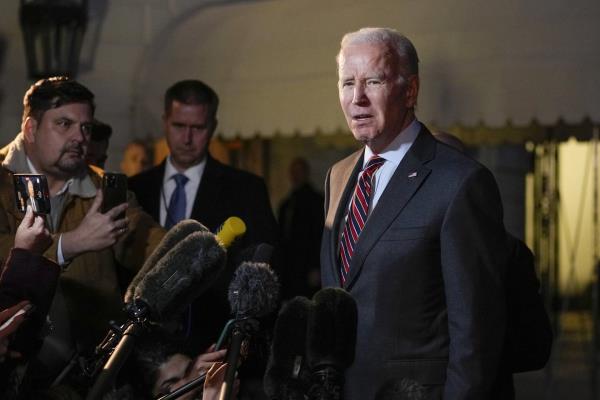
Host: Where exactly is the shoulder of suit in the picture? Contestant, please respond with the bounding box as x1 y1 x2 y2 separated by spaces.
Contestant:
209 156 266 185
432 139 485 171
330 148 362 176
128 163 163 185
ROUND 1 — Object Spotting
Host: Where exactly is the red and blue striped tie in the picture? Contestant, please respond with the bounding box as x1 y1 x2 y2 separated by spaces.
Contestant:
339 155 385 284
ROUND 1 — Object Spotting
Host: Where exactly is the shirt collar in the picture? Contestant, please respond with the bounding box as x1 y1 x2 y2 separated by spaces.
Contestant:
364 119 421 167
163 156 206 186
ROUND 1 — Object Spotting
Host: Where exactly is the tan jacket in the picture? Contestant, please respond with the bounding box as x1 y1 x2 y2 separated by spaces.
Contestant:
0 134 165 348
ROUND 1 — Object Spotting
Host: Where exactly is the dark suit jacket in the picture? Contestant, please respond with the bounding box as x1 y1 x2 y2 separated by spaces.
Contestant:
129 155 278 351
321 127 508 400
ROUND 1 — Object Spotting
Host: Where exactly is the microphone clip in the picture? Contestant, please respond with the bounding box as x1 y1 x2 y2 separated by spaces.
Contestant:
308 366 344 400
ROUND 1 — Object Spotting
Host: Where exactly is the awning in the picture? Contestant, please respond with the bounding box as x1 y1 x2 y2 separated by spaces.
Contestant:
132 0 600 140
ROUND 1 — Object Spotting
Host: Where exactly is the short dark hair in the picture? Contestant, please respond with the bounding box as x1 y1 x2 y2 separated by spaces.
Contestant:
90 119 112 142
22 76 95 123
127 330 189 397
164 79 219 123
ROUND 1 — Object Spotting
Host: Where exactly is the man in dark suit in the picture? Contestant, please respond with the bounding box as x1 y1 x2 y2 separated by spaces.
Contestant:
321 28 509 399
129 80 278 353
277 157 324 299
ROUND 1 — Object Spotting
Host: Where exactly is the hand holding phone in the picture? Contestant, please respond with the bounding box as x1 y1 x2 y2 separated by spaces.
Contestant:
0 301 33 338
102 173 128 219
14 205 52 254
0 301 33 362
13 174 51 215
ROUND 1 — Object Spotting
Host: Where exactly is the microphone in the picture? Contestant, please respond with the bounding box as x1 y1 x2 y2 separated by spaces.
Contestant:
220 262 280 400
306 288 357 400
124 219 208 304
215 242 275 348
88 218 244 400
264 296 313 400
132 230 227 322
215 216 247 248
228 261 280 319
87 230 227 400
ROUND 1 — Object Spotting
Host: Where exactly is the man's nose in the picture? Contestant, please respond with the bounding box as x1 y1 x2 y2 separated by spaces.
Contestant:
184 127 194 143
352 83 367 105
74 124 88 143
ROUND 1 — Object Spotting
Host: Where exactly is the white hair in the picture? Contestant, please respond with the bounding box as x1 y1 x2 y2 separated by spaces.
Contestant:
337 27 419 76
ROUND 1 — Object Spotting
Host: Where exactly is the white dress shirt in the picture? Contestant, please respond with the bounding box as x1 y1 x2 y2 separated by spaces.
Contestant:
361 118 421 213
160 156 206 227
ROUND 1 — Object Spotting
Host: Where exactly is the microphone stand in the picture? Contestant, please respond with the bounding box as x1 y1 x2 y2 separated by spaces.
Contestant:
86 304 149 400
219 317 260 400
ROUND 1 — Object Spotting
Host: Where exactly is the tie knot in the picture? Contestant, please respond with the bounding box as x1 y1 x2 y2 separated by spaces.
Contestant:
364 155 385 176
172 173 189 187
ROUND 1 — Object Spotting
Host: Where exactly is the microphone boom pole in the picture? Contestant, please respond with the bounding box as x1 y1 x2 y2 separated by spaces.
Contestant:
86 320 146 400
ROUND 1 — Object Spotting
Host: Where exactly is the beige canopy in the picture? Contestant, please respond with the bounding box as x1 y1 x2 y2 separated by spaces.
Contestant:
131 0 600 142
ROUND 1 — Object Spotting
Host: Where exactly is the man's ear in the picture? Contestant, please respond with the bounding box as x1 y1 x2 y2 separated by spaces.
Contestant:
22 117 37 144
404 75 420 108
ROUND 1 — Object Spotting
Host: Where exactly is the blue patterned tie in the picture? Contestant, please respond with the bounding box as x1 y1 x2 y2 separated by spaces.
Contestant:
166 173 189 229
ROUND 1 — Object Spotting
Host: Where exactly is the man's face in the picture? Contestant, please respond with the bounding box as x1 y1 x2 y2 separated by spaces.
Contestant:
86 139 109 169
338 42 418 153
164 101 214 171
121 143 151 177
24 103 93 179
153 353 201 399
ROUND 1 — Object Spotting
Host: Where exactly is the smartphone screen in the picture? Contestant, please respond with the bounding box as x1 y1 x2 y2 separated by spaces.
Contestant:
102 173 127 218
13 174 51 215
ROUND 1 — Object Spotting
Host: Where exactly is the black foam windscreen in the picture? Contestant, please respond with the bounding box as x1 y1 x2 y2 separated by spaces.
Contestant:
227 262 280 319
124 219 208 303
239 243 274 264
307 287 357 371
264 296 313 400
134 230 226 322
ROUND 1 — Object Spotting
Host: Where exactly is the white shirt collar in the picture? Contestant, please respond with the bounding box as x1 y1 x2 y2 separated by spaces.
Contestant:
163 156 206 186
364 119 421 167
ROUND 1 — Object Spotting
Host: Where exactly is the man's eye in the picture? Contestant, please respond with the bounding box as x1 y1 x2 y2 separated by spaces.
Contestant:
367 79 381 85
81 123 93 135
341 81 354 88
191 126 206 132
57 119 72 128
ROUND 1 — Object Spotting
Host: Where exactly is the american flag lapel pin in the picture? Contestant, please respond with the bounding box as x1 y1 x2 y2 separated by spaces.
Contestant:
408 171 418 178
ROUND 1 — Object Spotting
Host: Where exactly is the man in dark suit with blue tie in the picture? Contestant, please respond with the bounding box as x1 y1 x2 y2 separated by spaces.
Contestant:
128 80 278 354
321 28 509 399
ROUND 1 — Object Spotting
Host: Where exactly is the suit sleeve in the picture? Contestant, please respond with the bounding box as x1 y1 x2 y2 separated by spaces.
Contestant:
440 166 508 399
320 167 334 288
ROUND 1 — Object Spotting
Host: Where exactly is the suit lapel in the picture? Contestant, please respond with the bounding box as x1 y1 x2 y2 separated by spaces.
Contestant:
343 128 436 289
190 156 223 229
326 150 363 287
147 162 165 222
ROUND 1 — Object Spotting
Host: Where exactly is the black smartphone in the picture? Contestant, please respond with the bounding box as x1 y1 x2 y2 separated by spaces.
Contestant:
102 172 127 218
13 174 51 215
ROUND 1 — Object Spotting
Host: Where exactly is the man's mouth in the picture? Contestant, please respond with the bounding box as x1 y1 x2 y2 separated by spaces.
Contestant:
64 148 83 158
353 114 373 121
